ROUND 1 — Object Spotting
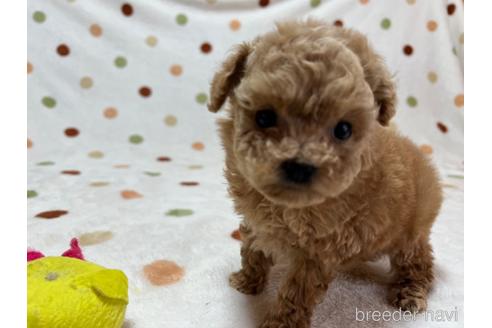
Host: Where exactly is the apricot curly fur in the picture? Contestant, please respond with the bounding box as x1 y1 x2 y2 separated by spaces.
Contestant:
208 20 442 328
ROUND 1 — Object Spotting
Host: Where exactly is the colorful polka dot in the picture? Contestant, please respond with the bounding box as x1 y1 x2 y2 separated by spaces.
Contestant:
146 36 158 47
64 128 79 137
180 181 199 186
427 71 438 83
164 115 177 126
166 209 194 217
114 56 127 68
139 86 152 97
33 11 46 23
144 171 161 177
37 161 55 166
403 45 414 56
447 4 456 15
88 150 104 159
114 164 130 169
80 76 93 89
188 165 203 170
57 44 70 56
27 62 33 74
334 20 344 27
380 18 391 29
42 97 56 108
200 42 212 54
89 24 103 37
121 190 143 199
454 94 464 108
35 210 68 219
419 144 433 155
259 0 270 7
459 33 464 44
359 0 369 4
310 0 321 8
176 13 188 25
27 138 33 149
437 122 448 133
406 0 416 4
90 181 110 187
79 231 113 246
229 19 241 31
170 65 182 76
427 20 438 32
192 142 205 151
121 3 134 16
61 170 81 175
157 156 171 162
231 229 241 241
406 96 418 107
103 107 118 119
27 190 38 198
143 260 185 286
195 92 208 104
129 134 144 144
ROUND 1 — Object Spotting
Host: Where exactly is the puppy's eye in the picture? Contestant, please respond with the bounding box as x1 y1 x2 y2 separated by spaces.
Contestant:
333 121 352 141
255 109 277 129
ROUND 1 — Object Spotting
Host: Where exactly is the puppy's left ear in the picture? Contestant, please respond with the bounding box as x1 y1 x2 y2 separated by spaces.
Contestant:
208 43 251 113
365 58 397 126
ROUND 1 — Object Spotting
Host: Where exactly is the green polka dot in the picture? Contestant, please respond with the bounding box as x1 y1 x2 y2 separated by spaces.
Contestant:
406 96 418 107
33 11 46 23
452 47 457 56
114 56 127 68
144 171 161 177
27 190 38 198
129 134 143 144
37 161 55 166
176 13 188 25
381 18 391 30
310 0 321 7
195 93 207 105
166 209 194 217
42 97 56 109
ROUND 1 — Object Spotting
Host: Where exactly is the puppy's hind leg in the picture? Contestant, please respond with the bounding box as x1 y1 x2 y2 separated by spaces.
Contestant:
229 225 272 295
389 236 434 313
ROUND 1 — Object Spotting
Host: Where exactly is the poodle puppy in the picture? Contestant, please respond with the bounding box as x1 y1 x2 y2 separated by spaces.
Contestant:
208 20 442 328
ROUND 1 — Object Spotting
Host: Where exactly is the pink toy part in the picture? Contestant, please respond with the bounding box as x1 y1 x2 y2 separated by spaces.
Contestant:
27 249 45 262
61 238 85 260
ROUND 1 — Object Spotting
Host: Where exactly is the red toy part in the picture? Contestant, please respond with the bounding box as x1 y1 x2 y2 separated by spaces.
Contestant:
61 238 85 260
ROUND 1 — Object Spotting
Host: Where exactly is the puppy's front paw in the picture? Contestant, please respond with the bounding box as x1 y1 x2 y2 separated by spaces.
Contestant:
390 286 428 313
229 270 266 295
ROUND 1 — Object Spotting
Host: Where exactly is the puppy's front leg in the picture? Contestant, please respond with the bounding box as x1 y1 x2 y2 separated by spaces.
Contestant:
260 258 332 328
229 225 272 295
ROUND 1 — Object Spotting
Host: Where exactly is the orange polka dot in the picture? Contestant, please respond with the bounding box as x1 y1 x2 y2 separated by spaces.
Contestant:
143 260 184 286
454 94 464 107
427 20 438 32
359 0 369 4
192 142 205 151
89 24 103 37
121 190 143 199
27 138 33 149
169 65 182 76
229 19 241 31
419 144 433 155
27 62 33 74
103 107 118 119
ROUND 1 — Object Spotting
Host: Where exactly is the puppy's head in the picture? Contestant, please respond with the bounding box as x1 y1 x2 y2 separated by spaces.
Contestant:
209 21 396 208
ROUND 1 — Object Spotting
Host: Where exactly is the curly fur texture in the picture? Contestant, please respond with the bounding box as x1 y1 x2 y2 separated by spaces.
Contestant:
208 20 442 328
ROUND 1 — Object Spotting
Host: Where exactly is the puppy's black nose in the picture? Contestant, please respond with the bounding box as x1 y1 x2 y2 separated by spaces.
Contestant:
280 160 317 184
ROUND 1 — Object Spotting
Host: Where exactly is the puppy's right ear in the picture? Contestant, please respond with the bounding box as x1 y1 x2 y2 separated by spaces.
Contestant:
208 43 251 113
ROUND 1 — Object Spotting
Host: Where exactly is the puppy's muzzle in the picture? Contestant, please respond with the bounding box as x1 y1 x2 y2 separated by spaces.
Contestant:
280 160 317 184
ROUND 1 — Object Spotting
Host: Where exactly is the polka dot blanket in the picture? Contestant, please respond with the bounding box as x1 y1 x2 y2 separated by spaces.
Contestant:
27 1 463 327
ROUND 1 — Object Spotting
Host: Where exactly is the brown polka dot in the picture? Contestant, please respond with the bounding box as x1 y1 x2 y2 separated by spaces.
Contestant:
88 150 104 159
437 122 448 133
90 181 110 187
259 0 269 7
403 45 414 56
27 62 33 74
447 4 456 15
139 86 152 97
80 76 93 89
57 44 70 56
27 138 33 149
406 0 416 4
103 107 118 119
419 144 433 155
157 156 171 162
121 190 143 199
61 170 81 175
192 142 205 151
89 24 103 37
35 210 68 219
427 71 438 83
169 65 182 76
459 33 464 44
427 20 438 32
143 260 184 286
454 94 464 107
79 231 113 246
164 115 177 126
229 19 241 31
334 20 344 27
200 42 212 54
231 229 241 241
121 3 133 16
359 0 369 3
180 181 199 186
113 164 130 169
64 128 79 137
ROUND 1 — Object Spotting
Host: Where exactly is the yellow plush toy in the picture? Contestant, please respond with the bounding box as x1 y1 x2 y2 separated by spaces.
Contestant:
27 239 128 328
